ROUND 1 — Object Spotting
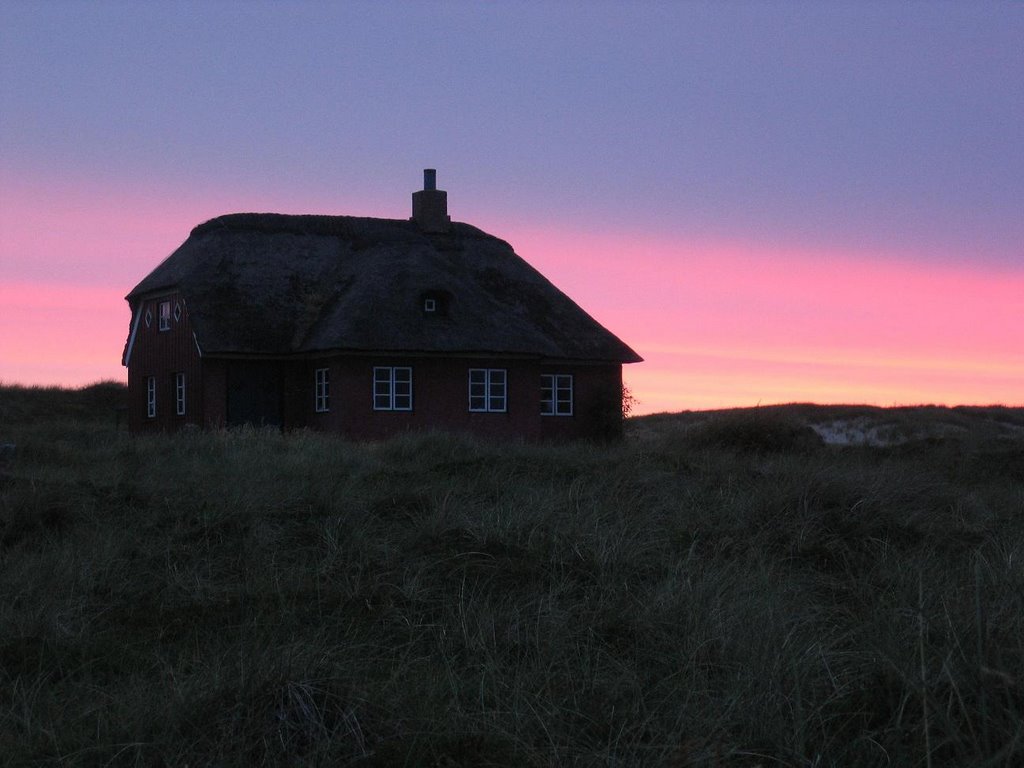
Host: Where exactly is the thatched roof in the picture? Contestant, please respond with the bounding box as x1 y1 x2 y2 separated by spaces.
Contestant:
126 213 642 363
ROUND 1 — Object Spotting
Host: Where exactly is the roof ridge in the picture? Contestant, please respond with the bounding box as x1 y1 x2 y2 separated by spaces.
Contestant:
190 212 410 238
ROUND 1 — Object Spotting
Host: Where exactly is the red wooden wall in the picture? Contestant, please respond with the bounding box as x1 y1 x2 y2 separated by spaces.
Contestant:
300 356 623 442
127 312 624 441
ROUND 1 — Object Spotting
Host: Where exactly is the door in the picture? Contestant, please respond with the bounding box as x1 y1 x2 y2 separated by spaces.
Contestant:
226 361 283 427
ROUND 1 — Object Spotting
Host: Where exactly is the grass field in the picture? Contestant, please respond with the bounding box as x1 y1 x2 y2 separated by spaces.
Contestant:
1 383 1022 766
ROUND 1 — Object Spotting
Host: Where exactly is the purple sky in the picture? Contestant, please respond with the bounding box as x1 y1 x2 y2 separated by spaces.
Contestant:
2 2 1022 410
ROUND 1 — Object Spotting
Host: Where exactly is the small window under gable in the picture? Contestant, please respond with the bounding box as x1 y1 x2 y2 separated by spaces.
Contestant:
173 302 182 323
158 301 171 331
144 309 152 329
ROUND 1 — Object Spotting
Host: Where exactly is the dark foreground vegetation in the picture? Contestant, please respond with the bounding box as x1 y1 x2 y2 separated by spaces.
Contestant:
1 383 1022 766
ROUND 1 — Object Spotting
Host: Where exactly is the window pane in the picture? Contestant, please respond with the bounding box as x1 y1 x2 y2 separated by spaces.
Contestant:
315 368 329 412
557 375 573 414
176 373 186 415
469 370 486 409
540 375 553 415
541 374 572 415
489 369 506 411
469 369 485 411
373 367 412 410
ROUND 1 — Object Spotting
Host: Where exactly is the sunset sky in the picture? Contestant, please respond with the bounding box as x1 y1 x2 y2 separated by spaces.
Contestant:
2 2 1021 414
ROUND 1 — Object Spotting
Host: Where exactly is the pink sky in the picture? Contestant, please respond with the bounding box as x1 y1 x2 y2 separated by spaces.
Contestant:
514 228 1024 412
2 180 1020 414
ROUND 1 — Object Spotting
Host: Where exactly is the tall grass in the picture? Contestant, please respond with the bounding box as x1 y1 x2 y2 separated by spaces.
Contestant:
1 385 1022 765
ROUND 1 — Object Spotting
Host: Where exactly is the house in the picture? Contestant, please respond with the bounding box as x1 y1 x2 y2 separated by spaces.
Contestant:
121 170 642 440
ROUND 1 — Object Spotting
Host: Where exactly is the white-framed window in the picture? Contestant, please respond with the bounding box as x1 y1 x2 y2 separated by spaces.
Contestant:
175 373 186 416
373 367 413 411
424 298 436 313
469 368 507 412
146 376 157 418
158 301 171 331
541 374 573 416
315 368 330 412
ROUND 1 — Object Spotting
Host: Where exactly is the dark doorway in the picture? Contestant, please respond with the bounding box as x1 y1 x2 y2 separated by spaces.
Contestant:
226 361 283 427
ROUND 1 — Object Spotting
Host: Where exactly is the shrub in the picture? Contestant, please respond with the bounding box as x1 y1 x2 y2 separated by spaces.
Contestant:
685 408 824 453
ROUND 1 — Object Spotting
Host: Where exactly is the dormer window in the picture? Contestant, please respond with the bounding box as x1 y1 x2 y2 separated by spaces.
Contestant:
420 289 452 317
158 301 171 331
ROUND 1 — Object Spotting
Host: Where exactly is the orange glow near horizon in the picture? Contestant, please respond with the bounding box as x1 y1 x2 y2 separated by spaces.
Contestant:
2 189 1022 413
0 282 129 387
507 226 1024 414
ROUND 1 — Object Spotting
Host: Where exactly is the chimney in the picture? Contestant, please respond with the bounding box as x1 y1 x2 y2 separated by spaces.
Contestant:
411 168 451 233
